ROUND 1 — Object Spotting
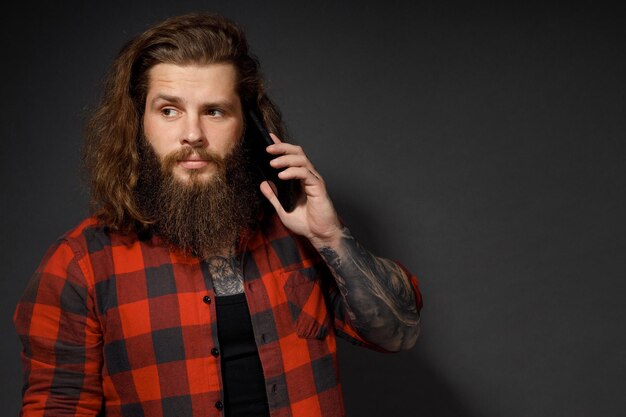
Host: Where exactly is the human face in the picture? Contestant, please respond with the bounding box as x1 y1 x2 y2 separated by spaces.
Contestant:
143 63 244 184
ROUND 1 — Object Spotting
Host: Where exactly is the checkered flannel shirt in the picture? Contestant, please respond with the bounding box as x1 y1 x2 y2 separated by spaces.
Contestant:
14 213 422 417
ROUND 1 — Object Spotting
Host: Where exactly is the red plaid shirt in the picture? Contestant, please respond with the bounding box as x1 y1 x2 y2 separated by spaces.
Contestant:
14 213 422 417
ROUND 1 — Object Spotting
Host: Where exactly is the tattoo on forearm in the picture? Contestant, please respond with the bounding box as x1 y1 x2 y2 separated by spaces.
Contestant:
318 228 420 351
207 256 244 296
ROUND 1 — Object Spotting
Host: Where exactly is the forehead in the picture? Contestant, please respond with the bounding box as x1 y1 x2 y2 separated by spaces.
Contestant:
145 62 239 100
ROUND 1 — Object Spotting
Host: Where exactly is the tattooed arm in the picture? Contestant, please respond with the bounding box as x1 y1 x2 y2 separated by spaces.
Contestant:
316 227 420 352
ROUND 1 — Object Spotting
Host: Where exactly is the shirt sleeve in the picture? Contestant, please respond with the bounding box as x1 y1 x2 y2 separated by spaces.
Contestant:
324 259 423 353
13 239 104 416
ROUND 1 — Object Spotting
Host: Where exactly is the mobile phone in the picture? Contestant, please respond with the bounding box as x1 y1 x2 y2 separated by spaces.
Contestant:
244 106 297 212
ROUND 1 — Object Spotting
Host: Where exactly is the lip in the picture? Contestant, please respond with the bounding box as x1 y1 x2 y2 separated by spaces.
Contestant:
179 159 209 169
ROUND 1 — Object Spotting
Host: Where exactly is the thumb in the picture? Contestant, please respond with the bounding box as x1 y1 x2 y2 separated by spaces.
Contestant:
260 181 285 214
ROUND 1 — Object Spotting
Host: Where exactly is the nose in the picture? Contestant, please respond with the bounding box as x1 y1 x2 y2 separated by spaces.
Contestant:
180 115 206 147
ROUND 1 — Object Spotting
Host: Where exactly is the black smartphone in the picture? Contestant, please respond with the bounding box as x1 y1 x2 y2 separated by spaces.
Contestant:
244 106 297 212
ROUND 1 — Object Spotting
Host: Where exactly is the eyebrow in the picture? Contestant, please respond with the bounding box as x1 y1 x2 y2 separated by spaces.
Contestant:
149 94 238 111
150 94 185 107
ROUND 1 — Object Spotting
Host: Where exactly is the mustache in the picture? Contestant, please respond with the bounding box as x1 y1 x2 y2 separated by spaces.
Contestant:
161 146 226 171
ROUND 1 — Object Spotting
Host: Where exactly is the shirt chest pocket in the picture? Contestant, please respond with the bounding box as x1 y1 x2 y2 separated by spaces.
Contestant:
282 266 332 340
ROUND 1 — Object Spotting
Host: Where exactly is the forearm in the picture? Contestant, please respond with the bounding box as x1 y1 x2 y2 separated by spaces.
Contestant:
315 226 421 351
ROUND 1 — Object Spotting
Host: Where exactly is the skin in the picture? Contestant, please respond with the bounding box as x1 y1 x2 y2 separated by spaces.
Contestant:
317 230 420 351
143 62 244 186
143 63 419 349
206 255 245 296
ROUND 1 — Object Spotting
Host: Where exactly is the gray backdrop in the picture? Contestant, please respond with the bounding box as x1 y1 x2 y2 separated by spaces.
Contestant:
1 1 624 416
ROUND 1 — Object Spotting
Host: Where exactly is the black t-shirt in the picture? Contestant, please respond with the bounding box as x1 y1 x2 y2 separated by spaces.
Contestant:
215 293 270 417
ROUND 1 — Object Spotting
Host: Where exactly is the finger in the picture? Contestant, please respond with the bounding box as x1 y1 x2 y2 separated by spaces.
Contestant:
269 133 283 144
278 167 323 186
274 159 323 182
260 181 285 214
266 142 304 156
269 154 310 169
270 155 324 182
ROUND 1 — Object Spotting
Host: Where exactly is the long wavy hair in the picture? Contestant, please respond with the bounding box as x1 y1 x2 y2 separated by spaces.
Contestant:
83 12 286 233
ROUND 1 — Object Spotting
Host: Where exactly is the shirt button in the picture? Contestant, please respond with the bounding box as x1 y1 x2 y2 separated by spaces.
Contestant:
215 400 223 410
211 347 220 357
203 295 211 304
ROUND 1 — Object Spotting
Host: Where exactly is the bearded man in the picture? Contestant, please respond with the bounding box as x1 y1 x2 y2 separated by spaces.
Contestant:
14 13 423 417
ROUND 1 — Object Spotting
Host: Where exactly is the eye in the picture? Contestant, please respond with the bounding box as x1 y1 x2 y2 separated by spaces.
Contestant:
206 108 224 117
161 107 180 117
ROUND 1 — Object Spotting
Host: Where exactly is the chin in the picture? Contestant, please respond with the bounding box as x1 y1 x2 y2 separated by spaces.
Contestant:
174 168 215 184
177 175 211 187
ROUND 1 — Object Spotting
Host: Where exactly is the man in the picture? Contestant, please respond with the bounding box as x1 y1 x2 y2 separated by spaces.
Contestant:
14 13 422 417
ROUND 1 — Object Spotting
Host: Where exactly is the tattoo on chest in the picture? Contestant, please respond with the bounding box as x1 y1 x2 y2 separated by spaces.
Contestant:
206 256 244 296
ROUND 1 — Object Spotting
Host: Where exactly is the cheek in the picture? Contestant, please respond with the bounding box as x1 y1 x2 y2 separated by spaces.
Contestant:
213 123 244 153
229 119 245 145
143 117 173 155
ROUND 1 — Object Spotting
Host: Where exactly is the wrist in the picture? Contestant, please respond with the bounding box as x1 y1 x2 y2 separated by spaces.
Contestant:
309 224 345 250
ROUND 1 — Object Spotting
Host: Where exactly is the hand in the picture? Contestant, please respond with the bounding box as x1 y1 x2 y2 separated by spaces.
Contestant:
259 133 343 248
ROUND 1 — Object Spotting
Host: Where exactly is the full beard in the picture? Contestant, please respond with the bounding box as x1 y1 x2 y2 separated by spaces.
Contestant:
134 137 262 259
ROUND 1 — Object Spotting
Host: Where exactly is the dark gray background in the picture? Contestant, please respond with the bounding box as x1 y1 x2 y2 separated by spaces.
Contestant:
2 1 624 416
